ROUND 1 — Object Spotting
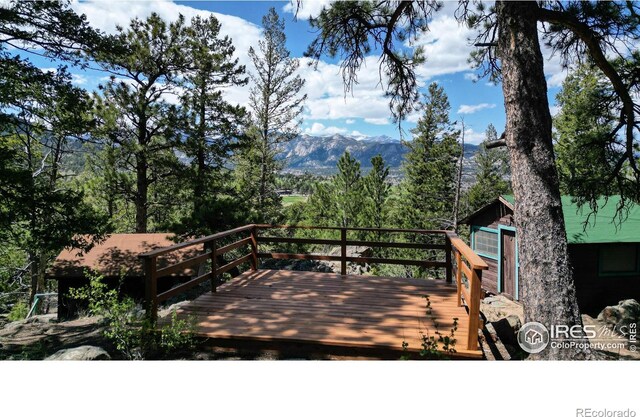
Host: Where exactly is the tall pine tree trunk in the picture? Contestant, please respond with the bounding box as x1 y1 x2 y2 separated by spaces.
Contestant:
135 113 149 233
194 92 207 216
497 1 588 359
259 129 268 221
135 154 148 233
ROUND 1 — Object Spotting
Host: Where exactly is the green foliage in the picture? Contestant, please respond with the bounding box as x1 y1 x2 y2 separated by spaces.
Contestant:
0 61 110 300
70 271 195 360
174 14 249 236
305 1 440 121
334 151 364 228
276 173 322 195
236 7 306 223
553 62 640 212
159 309 197 353
300 151 389 231
92 13 188 233
363 155 391 230
8 300 29 322
401 295 458 359
401 83 462 231
466 123 511 213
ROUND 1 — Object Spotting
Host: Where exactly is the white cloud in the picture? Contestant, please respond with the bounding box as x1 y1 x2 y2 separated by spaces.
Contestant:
71 1 261 106
546 70 568 88
71 1 261 69
463 72 478 81
71 73 88 85
297 56 396 123
458 103 496 114
549 105 561 117
405 110 422 124
410 15 477 80
350 130 367 139
364 117 390 125
462 128 486 145
282 0 334 20
304 122 347 136
345 119 356 124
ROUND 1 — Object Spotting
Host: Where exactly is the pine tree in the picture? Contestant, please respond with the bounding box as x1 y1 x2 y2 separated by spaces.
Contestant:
93 13 187 233
334 151 364 228
304 181 336 228
466 123 511 212
553 63 623 202
238 7 306 222
0 1 111 302
363 154 391 230
0 66 109 302
177 15 249 235
401 83 461 230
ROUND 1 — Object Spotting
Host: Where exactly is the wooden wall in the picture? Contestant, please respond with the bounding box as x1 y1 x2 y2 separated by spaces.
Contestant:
480 256 499 295
467 200 516 299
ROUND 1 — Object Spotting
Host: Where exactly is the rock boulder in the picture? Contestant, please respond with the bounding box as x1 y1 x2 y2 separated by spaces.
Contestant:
45 345 111 360
597 299 640 330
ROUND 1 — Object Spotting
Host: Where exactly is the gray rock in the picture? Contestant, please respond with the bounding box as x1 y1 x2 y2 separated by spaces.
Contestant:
597 299 640 330
492 314 522 347
45 345 111 361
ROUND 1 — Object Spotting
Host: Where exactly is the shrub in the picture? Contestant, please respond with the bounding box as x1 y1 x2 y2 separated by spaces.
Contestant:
8 300 29 321
70 271 196 359
401 295 458 359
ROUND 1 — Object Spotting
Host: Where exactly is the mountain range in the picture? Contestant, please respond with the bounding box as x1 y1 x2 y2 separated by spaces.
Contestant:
278 134 479 176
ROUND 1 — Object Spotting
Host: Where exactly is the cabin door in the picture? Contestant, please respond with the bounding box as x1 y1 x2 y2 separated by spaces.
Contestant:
500 229 517 299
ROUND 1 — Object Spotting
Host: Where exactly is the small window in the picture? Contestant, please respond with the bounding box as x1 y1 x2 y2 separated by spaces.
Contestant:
599 244 639 275
473 228 499 258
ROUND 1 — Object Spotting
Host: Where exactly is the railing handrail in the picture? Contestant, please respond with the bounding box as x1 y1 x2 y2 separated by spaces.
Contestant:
255 224 448 234
446 230 486 351
444 231 488 271
138 224 256 259
141 224 486 352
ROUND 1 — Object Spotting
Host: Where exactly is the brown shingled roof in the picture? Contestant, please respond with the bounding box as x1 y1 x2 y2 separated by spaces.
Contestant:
47 233 202 279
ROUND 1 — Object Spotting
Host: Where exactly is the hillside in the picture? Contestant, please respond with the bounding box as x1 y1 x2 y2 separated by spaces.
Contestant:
278 133 479 176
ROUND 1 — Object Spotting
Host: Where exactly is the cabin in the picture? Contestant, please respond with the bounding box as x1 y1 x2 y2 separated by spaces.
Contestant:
463 195 640 315
46 233 197 319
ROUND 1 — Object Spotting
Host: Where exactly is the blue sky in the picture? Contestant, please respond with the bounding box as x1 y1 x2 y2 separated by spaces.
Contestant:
24 0 570 144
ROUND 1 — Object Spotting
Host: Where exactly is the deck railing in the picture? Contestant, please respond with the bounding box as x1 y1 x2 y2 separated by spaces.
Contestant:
139 224 488 350
445 231 489 349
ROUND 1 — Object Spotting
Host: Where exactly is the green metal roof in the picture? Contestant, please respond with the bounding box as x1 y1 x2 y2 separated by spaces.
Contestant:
502 195 640 244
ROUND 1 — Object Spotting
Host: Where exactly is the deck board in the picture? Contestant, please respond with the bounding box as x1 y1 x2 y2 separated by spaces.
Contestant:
173 269 483 359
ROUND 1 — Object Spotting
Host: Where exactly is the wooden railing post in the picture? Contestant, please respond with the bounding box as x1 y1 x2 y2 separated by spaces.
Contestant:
455 250 462 307
340 228 347 276
467 267 482 350
445 235 452 283
144 256 158 324
211 239 217 293
250 226 258 271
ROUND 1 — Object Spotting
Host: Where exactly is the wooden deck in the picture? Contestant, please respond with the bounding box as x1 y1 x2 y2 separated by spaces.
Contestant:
173 269 483 359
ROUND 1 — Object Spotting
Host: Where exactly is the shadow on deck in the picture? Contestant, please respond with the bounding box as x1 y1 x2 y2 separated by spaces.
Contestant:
143 225 488 359
174 269 481 359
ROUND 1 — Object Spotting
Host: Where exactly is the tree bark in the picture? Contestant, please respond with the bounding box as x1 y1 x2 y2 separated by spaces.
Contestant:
453 119 464 232
135 110 149 233
496 1 589 359
135 151 148 233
